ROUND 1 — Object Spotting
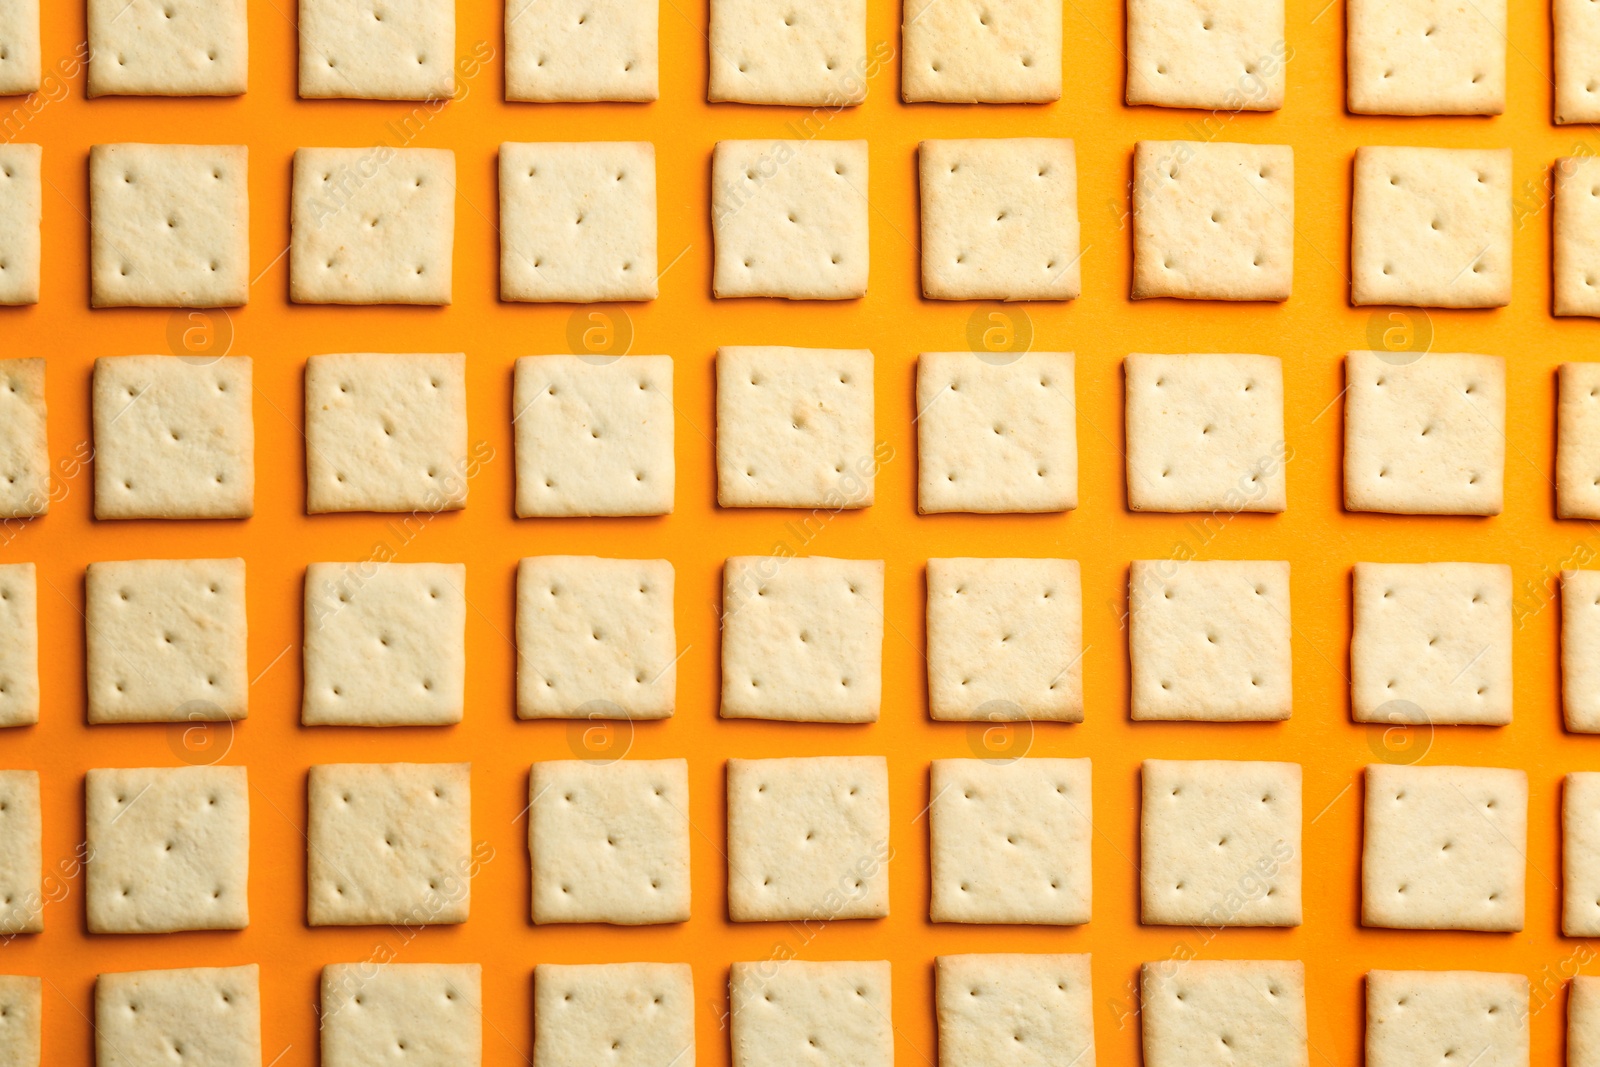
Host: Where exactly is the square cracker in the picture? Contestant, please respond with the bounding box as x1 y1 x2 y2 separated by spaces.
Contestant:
85 765 249 934
529 759 690 924
1125 353 1287 513
92 355 254 520
929 758 1092 924
1343 351 1505 516
97 965 261 1067
1557 0 1600 123
730 960 892 1067
1566 772 1600 935
721 556 883 722
304 352 468 514
1129 559 1293 721
1362 763 1526 931
534 963 694 1067
1140 759 1302 926
1132 141 1293 301
500 142 657 302
917 351 1078 514
711 139 869 299
925 557 1083 722
0 771 39 935
0 976 40 1067
0 358 46 518
0 563 38 727
87 0 248 96
517 556 676 719
902 0 1060 102
1574 975 1600 1067
1126 0 1285 109
0 0 38 94
298 0 454 99
935 954 1093 1067
1556 160 1600 316
716 346 875 509
85 558 248 723
1348 0 1504 115
1366 970 1528 1067
302 561 466 726
1560 363 1600 518
0 145 41 305
1142 960 1307 1067
708 0 866 105
90 143 249 308
321 963 482 1067
290 147 455 305
919 138 1080 301
505 0 658 101
1351 146 1512 308
726 755 889 921
1564 571 1600 731
513 355 674 517
1350 561 1512 725
307 762 472 927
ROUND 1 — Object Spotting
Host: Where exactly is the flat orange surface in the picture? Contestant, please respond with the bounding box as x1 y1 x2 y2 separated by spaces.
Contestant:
5 0 1599 1063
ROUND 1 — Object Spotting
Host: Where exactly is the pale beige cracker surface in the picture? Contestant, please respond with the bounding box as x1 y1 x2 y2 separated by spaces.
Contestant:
1343 350 1504 515
917 351 1078 514
534 963 694 1067
711 139 869 299
935 954 1094 1067
0 0 38 94
730 959 892 1067
1129 559 1292 721
1556 160 1600 316
307 762 471 927
505 0 658 101
1351 146 1512 308
85 765 249 934
1131 141 1293 301
926 557 1083 721
929 758 1091 925
500 142 657 302
1362 763 1526 931
716 346 875 508
298 0 454 99
302 561 466 726
1126 0 1285 109
902 0 1059 102
1557 0 1600 122
0 145 40 304
304 352 468 514
88 0 248 96
721 556 883 722
529 759 689 924
517 556 676 719
0 563 37 726
0 771 39 935
1141 960 1307 1067
727 755 889 921
1366 970 1528 1067
290 147 455 305
1563 571 1600 731
96 965 261 1067
708 0 866 105
514 355 674 517
1141 759 1301 927
90 143 249 308
1566 772 1600 935
92 355 254 519
919 138 1079 300
85 557 248 723
1574 976 1600 1067
1348 0 1504 115
321 963 482 1067
0 358 46 517
1350 561 1512 725
1560 363 1600 517
0 975 40 1067
1125 353 1286 513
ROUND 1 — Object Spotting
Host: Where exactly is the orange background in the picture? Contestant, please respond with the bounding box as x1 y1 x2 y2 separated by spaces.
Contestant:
5 0 1599 1062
